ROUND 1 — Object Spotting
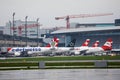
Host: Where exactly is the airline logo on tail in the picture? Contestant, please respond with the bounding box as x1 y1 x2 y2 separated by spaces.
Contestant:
52 37 59 47
102 38 113 50
82 39 90 46
67 39 76 47
46 37 59 47
92 41 99 47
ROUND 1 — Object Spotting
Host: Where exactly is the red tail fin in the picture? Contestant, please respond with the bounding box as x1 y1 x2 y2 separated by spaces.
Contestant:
7 47 12 52
92 41 99 47
102 38 113 51
52 37 59 47
46 37 59 47
82 39 90 46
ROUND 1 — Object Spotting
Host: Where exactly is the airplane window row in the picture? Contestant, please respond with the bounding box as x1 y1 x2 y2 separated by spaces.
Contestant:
12 48 41 52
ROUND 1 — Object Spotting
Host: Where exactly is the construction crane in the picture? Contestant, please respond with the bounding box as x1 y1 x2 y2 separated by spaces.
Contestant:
11 23 39 36
55 13 113 29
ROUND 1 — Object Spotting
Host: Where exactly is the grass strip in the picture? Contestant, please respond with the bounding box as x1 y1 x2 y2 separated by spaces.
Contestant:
0 56 120 63
0 62 120 67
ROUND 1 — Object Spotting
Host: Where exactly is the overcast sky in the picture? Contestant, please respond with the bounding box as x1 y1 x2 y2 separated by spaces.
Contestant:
0 0 120 28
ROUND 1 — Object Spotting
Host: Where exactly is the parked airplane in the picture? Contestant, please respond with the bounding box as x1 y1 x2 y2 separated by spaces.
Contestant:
85 38 113 55
7 37 59 56
69 39 90 55
51 39 76 55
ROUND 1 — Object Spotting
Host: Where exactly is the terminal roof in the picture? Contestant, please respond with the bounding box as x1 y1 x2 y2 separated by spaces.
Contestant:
51 26 120 34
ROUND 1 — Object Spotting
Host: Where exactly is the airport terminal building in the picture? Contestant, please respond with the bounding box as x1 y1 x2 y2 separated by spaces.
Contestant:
51 25 120 50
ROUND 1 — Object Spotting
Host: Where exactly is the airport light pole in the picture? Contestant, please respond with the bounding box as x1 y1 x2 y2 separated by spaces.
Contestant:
12 12 15 47
25 16 28 46
9 21 12 35
36 18 39 46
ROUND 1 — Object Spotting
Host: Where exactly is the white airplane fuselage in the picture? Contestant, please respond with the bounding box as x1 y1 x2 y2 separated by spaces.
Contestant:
85 47 104 54
8 47 52 56
70 46 89 55
52 47 73 53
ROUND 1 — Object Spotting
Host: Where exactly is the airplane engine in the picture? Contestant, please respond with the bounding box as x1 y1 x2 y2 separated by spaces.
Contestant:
27 51 33 55
20 51 29 57
14 52 21 56
74 51 80 55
